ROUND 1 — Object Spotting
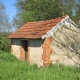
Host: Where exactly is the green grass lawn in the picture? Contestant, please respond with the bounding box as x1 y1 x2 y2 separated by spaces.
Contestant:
0 50 80 80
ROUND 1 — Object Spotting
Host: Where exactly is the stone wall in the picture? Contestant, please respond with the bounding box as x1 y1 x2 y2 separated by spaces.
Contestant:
11 39 43 67
29 39 43 67
50 23 80 66
11 39 20 59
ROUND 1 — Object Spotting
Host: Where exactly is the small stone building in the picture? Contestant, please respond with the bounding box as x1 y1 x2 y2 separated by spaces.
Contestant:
8 15 80 67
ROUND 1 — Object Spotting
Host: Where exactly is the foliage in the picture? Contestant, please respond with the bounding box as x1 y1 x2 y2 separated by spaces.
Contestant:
13 0 63 28
0 32 11 52
0 51 80 80
0 50 19 62
61 0 80 27
0 37 11 52
13 0 80 28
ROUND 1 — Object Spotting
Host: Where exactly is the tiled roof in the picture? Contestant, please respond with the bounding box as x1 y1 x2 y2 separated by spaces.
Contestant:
8 16 66 39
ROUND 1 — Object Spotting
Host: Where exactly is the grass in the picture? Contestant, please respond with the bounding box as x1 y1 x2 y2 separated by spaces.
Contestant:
0 50 80 80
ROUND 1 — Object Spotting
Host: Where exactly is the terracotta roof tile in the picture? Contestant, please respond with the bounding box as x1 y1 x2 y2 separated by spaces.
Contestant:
8 16 66 39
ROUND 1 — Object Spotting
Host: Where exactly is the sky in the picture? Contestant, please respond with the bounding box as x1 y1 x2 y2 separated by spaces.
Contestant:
1 0 16 21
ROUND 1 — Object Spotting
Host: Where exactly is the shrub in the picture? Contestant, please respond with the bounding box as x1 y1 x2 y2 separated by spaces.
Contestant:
0 37 11 52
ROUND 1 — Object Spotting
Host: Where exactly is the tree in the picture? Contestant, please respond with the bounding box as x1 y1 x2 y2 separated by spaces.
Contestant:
13 0 63 28
14 0 80 28
61 0 80 27
0 1 12 32
75 4 80 27
0 1 11 52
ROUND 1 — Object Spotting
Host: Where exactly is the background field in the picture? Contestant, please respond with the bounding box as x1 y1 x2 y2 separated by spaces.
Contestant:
0 50 80 80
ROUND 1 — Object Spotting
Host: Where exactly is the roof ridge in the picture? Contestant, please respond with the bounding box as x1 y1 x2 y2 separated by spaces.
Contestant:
26 15 67 23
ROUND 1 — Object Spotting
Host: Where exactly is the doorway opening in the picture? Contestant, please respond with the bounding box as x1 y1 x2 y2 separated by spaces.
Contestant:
21 40 28 61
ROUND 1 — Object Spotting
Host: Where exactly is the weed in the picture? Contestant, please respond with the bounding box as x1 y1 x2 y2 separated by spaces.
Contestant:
0 51 80 80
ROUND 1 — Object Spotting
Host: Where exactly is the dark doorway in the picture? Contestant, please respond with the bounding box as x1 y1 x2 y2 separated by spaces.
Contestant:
21 40 28 61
